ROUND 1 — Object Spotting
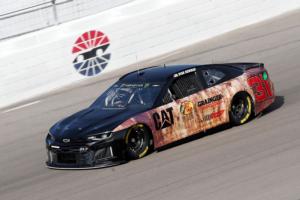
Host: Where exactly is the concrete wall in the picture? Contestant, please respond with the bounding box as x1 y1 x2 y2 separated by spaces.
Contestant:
1 0 300 109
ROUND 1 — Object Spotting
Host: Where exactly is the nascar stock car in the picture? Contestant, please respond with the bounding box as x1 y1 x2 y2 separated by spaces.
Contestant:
46 63 275 169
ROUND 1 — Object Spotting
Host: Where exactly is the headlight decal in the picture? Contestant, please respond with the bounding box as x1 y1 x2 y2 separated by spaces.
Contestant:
87 131 112 141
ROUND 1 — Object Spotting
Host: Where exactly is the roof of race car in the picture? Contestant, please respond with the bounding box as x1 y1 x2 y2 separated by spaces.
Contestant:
119 64 200 82
119 63 263 83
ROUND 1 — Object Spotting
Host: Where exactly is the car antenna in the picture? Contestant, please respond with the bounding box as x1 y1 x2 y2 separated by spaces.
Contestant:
136 55 141 76
135 54 146 86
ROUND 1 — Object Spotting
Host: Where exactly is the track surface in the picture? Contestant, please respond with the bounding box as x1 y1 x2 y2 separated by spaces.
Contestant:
1 9 300 200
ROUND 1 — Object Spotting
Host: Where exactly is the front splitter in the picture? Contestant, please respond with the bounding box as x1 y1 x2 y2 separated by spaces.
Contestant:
46 160 127 170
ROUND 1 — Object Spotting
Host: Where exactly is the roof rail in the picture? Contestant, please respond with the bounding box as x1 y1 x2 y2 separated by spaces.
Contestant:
119 65 158 80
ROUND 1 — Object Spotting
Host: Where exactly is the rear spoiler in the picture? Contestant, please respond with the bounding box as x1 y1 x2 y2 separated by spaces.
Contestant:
224 63 264 71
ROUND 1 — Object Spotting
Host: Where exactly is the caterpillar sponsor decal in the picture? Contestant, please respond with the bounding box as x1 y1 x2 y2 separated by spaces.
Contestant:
198 94 223 108
152 107 174 130
72 30 111 76
180 101 194 115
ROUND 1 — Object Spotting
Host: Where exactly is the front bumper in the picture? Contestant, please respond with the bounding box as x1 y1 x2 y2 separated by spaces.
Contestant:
46 131 127 169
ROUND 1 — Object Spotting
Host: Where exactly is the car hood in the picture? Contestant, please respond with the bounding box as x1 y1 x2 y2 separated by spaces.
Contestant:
49 106 147 141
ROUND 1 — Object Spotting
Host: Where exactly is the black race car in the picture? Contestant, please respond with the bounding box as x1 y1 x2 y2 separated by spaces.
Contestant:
46 63 275 169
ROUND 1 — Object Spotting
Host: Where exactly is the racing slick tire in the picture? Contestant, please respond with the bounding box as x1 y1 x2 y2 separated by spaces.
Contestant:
125 124 152 159
230 92 253 125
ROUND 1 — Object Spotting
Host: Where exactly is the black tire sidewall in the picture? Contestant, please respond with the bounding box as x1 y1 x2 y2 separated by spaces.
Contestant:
125 125 151 159
230 93 252 125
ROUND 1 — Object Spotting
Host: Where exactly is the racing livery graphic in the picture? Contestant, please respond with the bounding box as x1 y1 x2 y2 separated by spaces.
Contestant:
72 30 111 76
46 63 275 169
152 107 174 130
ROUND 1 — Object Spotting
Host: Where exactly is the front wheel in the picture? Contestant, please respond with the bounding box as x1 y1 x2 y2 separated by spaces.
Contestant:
125 124 152 159
230 93 253 125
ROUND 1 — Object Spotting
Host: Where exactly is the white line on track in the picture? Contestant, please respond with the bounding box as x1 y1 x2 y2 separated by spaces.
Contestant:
1 100 41 114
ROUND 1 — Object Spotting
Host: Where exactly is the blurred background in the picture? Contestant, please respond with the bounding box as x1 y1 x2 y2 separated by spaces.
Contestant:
0 0 133 40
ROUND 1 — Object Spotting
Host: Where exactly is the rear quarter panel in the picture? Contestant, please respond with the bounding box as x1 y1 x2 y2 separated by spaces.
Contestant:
246 68 275 114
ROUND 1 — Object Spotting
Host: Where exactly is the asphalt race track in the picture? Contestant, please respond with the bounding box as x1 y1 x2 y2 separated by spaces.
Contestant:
1 9 300 200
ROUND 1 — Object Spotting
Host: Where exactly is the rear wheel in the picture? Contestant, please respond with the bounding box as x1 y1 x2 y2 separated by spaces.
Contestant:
230 93 253 125
125 124 152 159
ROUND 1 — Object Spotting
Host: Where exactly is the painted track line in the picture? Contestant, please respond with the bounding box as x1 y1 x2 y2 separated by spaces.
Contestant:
1 100 41 114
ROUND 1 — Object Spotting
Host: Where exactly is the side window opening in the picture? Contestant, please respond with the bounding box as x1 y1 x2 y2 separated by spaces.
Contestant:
170 72 202 99
202 69 225 87
162 89 174 104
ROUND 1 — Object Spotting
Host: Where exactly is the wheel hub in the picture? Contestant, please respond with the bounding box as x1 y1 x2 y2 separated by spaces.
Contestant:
233 100 246 118
128 129 144 152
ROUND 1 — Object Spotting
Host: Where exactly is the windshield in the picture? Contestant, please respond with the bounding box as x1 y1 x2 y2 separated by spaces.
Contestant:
91 82 163 109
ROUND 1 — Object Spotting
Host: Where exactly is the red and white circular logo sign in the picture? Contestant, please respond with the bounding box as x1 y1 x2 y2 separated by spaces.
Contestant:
72 30 111 76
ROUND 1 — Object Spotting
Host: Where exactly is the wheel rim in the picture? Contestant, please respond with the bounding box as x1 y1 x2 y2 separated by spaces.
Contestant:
127 127 145 153
232 98 248 120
